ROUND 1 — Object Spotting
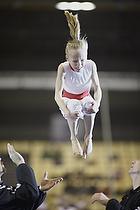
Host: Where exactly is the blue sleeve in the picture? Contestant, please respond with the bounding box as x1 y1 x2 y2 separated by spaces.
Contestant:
106 192 140 210
15 164 44 202
106 199 122 210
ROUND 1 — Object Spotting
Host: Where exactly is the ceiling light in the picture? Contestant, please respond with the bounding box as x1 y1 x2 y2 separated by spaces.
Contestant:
55 2 96 11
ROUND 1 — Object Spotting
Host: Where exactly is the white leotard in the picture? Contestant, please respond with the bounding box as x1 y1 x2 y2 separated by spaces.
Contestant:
62 59 96 94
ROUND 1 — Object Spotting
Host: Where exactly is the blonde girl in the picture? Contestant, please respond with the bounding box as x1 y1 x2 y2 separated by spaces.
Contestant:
55 11 102 159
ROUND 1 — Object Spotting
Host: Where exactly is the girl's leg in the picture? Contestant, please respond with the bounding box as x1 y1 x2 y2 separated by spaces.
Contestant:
83 114 96 159
66 99 83 156
67 118 83 156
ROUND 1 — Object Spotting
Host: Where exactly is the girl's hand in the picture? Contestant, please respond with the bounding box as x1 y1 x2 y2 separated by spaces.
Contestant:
65 111 79 121
85 101 99 114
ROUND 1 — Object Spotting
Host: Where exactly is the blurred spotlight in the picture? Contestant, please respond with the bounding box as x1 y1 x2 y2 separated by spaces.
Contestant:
55 2 96 11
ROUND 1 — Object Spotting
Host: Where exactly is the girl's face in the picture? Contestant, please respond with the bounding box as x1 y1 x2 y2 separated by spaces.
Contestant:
66 48 87 72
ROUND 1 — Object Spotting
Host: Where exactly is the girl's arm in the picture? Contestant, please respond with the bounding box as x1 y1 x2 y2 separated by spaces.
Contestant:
55 64 70 117
55 64 79 121
91 61 102 112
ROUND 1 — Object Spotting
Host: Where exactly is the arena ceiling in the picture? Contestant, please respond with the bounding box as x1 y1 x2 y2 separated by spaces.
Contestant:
0 0 140 71
0 0 140 11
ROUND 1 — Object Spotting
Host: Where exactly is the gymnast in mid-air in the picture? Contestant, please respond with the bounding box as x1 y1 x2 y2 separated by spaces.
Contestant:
55 11 102 159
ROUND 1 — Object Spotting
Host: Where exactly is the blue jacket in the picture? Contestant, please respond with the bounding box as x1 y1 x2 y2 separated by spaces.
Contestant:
106 186 140 210
0 164 46 209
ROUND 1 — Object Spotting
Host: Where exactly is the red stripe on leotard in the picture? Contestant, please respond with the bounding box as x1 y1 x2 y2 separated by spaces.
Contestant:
62 89 90 100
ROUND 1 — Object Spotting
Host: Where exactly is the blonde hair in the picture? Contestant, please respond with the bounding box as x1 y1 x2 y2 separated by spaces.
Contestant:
65 11 88 55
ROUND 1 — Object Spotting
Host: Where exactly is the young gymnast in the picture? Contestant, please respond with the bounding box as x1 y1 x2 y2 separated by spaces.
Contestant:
55 11 102 159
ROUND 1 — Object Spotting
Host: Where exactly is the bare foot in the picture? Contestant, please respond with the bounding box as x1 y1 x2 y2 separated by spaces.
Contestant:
71 138 83 156
83 138 93 159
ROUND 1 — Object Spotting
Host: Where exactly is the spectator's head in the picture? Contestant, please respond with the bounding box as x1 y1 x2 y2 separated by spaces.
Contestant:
128 159 140 176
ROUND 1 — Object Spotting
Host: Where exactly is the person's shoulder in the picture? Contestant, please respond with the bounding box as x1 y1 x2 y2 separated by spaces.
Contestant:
58 61 69 73
85 60 96 70
61 61 69 68
57 62 65 74
88 59 97 70
86 59 96 65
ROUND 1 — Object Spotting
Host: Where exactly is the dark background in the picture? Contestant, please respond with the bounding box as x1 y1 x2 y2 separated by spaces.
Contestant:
0 0 140 141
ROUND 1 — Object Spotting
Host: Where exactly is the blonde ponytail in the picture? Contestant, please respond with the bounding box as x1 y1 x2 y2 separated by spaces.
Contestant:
65 11 88 55
65 10 80 40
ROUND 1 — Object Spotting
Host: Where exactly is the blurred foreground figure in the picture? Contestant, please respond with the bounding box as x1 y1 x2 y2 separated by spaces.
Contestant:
0 143 63 210
91 159 140 210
